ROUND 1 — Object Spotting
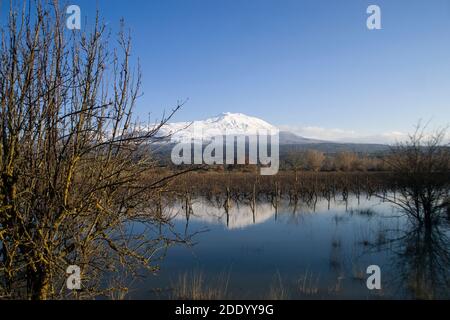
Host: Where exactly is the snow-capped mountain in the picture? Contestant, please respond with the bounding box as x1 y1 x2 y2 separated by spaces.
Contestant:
142 112 389 153
154 112 279 143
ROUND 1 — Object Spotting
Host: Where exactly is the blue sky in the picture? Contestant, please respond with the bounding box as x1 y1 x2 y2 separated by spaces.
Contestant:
4 0 450 141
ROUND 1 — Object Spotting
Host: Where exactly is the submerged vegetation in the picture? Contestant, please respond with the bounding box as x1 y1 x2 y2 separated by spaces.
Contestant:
171 271 230 300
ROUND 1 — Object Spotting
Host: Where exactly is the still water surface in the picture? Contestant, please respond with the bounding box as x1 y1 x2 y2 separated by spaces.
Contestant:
129 195 449 299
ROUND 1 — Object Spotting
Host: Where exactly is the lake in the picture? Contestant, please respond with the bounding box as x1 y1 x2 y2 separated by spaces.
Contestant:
127 194 449 300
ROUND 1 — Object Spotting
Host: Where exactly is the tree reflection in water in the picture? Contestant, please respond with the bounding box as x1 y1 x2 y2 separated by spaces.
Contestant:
370 219 449 299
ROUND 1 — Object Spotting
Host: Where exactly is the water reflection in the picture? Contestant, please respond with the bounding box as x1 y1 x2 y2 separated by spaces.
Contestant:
372 225 450 299
180 199 276 229
175 197 377 229
139 195 450 299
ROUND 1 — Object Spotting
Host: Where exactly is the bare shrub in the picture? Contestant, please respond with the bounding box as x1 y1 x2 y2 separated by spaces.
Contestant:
0 2 183 299
171 271 230 300
335 152 358 172
305 150 325 172
383 124 449 230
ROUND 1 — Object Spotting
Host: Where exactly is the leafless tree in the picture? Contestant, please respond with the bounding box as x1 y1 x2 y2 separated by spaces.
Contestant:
304 150 325 172
0 2 186 299
383 124 449 230
334 152 358 172
285 151 304 182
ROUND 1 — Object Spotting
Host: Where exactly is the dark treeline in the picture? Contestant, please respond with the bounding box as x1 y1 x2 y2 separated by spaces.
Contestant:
170 171 390 198
160 149 409 173
282 150 387 172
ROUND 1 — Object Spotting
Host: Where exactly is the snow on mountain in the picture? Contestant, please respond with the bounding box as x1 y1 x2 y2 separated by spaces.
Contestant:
152 112 278 143
137 112 388 152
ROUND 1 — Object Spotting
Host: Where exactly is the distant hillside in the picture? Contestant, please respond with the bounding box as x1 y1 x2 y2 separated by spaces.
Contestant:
280 143 390 155
140 112 392 163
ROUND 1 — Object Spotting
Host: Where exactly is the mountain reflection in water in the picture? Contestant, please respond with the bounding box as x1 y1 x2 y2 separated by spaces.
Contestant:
129 195 449 300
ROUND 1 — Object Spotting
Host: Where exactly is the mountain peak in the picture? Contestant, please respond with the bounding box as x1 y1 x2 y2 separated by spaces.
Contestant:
154 112 277 142
217 112 248 118
204 112 277 133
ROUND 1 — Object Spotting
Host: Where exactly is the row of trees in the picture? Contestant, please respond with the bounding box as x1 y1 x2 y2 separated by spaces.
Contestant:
284 150 386 172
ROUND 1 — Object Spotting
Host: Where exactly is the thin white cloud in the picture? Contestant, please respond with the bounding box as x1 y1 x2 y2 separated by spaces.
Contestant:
278 125 409 144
